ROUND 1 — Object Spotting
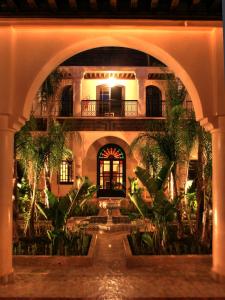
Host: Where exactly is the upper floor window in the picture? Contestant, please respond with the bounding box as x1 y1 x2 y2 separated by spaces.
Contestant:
146 85 162 117
59 160 73 184
99 85 110 101
60 85 73 117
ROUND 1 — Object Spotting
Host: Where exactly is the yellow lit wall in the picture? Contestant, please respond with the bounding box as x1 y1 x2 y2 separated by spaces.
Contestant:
81 78 139 100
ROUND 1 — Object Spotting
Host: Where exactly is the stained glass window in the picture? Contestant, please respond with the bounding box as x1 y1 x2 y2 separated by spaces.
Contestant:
99 146 124 159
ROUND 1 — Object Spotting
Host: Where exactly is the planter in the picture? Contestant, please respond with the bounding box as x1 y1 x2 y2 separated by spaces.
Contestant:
13 234 97 267
123 236 212 268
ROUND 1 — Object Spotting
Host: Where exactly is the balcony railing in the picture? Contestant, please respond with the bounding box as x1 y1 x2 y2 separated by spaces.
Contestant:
32 99 193 118
81 99 138 117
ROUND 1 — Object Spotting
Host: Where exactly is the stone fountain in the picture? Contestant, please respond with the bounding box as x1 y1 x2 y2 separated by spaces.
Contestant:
98 198 121 230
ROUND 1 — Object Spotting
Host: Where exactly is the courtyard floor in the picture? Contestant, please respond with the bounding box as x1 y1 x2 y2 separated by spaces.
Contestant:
1 230 225 299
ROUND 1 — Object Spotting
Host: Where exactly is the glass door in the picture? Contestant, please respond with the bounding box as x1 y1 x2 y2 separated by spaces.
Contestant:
97 144 126 197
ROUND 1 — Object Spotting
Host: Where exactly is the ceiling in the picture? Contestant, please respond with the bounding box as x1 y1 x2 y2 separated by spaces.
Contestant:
0 0 222 20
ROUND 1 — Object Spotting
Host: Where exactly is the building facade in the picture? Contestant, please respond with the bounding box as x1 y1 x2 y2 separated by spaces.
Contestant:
32 51 195 199
0 0 224 283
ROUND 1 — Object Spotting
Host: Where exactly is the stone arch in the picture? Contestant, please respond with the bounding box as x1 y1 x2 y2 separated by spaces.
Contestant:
82 135 137 190
23 35 203 122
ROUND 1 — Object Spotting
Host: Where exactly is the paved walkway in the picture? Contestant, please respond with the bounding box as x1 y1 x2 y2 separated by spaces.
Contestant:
1 231 225 299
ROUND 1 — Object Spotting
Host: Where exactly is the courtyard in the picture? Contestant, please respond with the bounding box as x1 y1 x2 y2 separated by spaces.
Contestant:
1 230 225 299
0 1 225 299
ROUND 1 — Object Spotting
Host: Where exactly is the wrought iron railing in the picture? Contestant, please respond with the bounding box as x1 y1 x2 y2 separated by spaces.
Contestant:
32 100 73 117
81 99 138 117
161 100 194 117
32 99 193 118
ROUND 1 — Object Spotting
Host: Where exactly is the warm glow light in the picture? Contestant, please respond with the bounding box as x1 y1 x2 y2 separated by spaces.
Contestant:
107 77 116 87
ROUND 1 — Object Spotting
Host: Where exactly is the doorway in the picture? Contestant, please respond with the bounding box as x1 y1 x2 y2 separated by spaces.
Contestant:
60 85 73 116
97 144 126 197
146 85 162 117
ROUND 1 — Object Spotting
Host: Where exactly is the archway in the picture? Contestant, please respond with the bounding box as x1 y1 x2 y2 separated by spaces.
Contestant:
23 36 204 123
146 85 162 117
60 85 73 116
1 24 224 283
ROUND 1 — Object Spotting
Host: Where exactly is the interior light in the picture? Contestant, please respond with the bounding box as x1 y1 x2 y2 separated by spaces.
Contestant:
107 77 116 87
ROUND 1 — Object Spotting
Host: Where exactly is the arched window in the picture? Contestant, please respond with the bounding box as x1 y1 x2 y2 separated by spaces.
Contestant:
97 144 126 197
146 85 162 117
60 85 73 116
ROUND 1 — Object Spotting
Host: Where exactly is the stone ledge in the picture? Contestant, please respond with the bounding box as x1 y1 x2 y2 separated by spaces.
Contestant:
123 236 212 268
13 234 97 268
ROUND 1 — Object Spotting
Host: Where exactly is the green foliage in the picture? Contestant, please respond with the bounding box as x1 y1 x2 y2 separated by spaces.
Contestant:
40 69 63 100
186 192 197 214
42 177 97 232
128 223 212 255
17 177 32 215
13 231 92 256
134 162 173 197
72 204 99 217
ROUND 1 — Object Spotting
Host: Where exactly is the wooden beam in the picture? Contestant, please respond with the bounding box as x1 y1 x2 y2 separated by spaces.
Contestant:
90 0 97 10
6 0 17 9
170 0 180 10
110 0 117 9
48 0 57 11
68 0 77 10
151 0 159 9
130 0 138 9
26 0 38 9
192 0 201 5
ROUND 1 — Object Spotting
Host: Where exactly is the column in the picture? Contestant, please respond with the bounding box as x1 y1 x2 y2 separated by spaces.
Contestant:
0 116 14 284
135 70 147 117
138 78 146 116
211 116 225 279
73 78 82 117
75 157 82 178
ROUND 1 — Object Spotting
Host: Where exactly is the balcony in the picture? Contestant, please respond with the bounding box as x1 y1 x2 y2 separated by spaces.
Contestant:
32 99 193 132
81 100 138 117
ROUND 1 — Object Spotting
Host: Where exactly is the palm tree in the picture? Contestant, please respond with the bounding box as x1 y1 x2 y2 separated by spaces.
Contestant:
15 119 71 236
131 76 198 237
39 68 63 122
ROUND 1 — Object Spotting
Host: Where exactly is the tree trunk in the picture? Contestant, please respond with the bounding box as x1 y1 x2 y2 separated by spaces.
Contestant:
172 166 184 238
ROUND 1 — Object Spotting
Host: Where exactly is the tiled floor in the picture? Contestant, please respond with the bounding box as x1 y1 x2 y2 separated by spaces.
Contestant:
1 231 225 299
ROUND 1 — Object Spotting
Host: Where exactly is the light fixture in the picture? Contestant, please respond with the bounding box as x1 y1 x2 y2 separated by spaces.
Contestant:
107 72 117 87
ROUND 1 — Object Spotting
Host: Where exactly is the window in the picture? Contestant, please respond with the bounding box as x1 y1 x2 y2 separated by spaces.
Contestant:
59 160 73 184
60 85 73 116
146 85 162 117
99 85 110 101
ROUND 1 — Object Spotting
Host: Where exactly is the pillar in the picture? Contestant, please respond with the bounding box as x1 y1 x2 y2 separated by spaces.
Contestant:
73 69 84 117
211 116 225 279
75 157 82 178
0 116 14 284
73 78 82 117
136 70 147 117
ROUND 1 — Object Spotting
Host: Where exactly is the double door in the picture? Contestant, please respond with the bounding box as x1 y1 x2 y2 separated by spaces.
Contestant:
97 158 125 197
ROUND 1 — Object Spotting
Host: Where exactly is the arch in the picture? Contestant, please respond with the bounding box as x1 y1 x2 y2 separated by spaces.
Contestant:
82 135 137 194
60 85 73 116
146 85 163 117
23 35 203 122
97 143 126 197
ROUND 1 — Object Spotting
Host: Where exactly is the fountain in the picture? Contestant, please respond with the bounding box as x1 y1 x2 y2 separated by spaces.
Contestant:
98 198 121 230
